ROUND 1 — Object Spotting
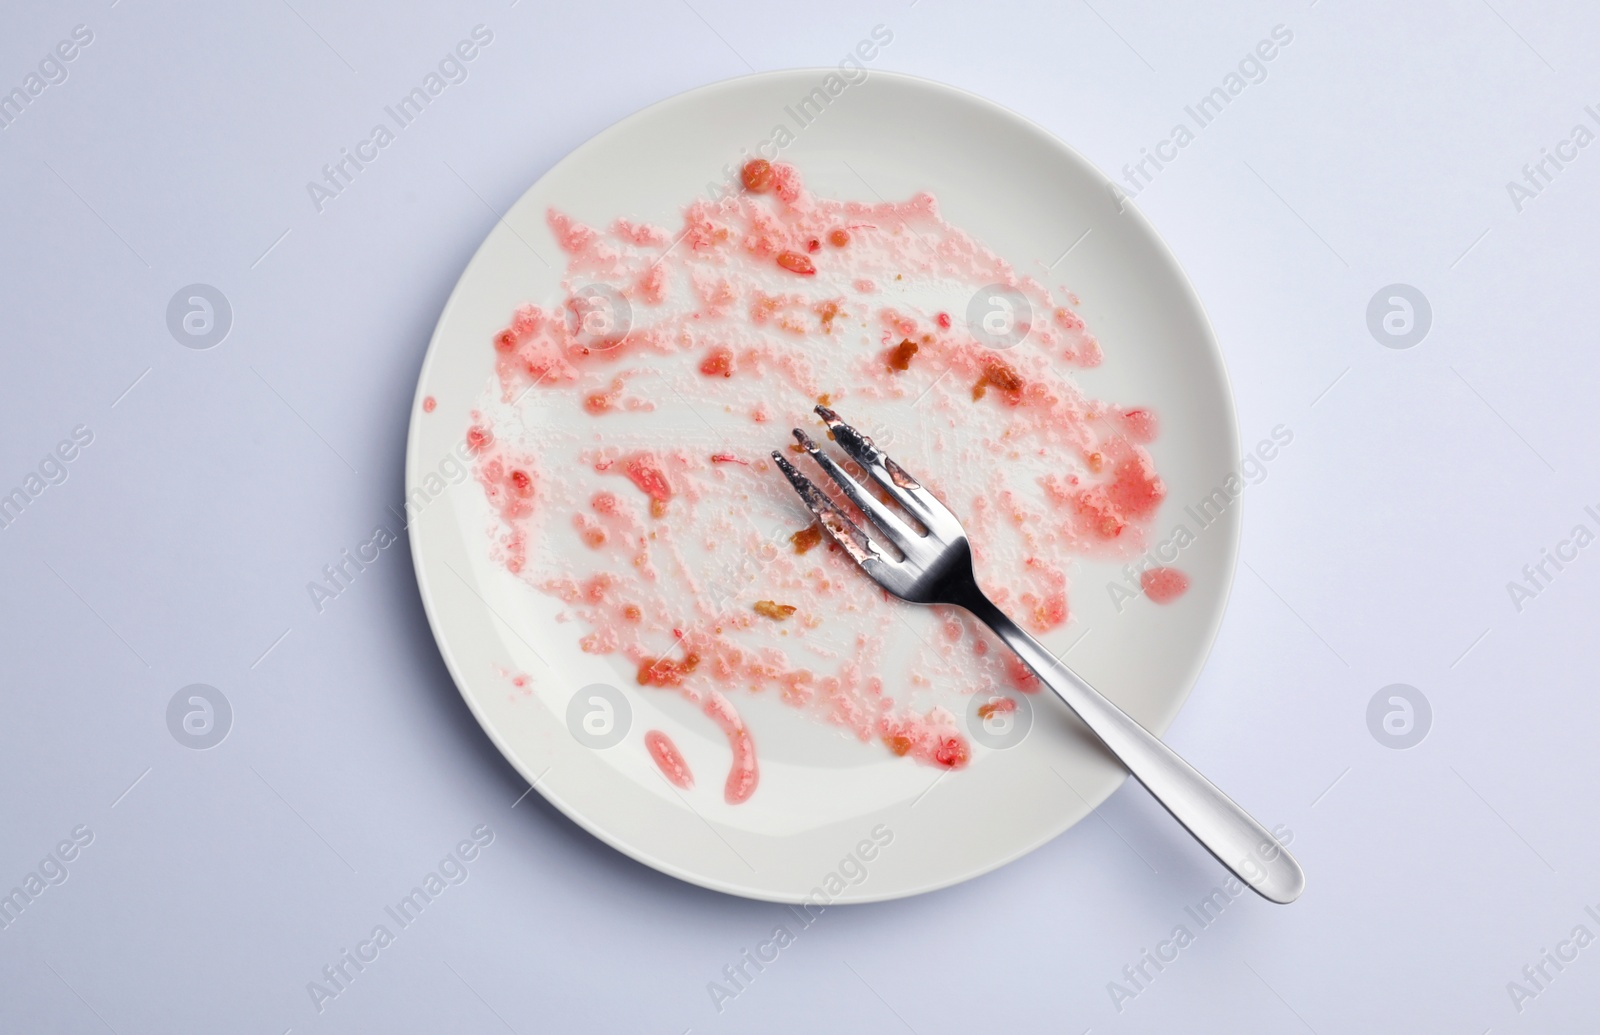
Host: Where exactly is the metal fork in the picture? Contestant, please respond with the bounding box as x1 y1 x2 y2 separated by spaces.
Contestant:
772 406 1305 904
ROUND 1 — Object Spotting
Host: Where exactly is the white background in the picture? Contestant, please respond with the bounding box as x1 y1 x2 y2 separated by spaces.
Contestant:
2 1 1598 1032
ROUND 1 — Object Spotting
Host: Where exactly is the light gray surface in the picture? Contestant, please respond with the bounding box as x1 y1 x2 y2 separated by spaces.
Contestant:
3 1 1597 1031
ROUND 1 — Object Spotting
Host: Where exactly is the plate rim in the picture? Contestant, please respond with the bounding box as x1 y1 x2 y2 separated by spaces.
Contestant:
405 66 1242 903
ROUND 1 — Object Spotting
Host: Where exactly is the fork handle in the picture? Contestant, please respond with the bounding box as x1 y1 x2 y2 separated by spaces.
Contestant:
964 593 1306 904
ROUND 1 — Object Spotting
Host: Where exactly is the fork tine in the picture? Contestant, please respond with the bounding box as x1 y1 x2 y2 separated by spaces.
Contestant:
770 451 888 569
792 429 921 555
812 406 960 534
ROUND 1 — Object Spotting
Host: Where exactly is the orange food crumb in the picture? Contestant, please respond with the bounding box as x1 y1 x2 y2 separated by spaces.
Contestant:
777 250 816 276
977 697 1018 721
637 651 701 688
753 600 797 621
790 525 823 554
973 358 1025 400
887 338 919 372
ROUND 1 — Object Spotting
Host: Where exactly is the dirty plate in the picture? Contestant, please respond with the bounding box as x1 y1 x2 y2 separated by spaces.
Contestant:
406 69 1239 902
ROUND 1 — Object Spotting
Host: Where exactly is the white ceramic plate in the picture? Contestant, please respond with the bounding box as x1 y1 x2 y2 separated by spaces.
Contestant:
406 70 1238 903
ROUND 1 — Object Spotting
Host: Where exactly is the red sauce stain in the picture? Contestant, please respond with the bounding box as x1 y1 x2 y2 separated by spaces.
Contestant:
622 454 672 504
1003 652 1041 692
645 730 694 789
1025 589 1068 632
882 308 917 339
636 262 667 304
879 716 971 769
584 377 624 414
1120 408 1158 443
573 513 606 548
1106 454 1165 518
1072 488 1126 540
934 735 970 768
580 572 614 604
1140 567 1190 604
699 346 735 378
703 691 758 804
770 163 801 203
461 160 1174 800
422 396 436 412
741 159 773 193
1054 306 1084 332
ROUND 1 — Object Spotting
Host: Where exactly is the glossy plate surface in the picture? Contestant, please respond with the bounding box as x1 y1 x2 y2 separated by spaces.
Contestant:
406 69 1239 902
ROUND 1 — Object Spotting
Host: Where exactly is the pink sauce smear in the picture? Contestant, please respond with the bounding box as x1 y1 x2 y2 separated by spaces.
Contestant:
703 690 758 803
1140 566 1190 604
645 730 694 790
468 161 1172 803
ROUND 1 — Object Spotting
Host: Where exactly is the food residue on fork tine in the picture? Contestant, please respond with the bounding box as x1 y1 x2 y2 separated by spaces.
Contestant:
470 159 1177 802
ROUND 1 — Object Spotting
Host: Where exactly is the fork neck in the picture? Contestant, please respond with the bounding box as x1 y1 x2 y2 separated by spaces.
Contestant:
966 598 1031 660
950 582 1057 686
946 579 1006 627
